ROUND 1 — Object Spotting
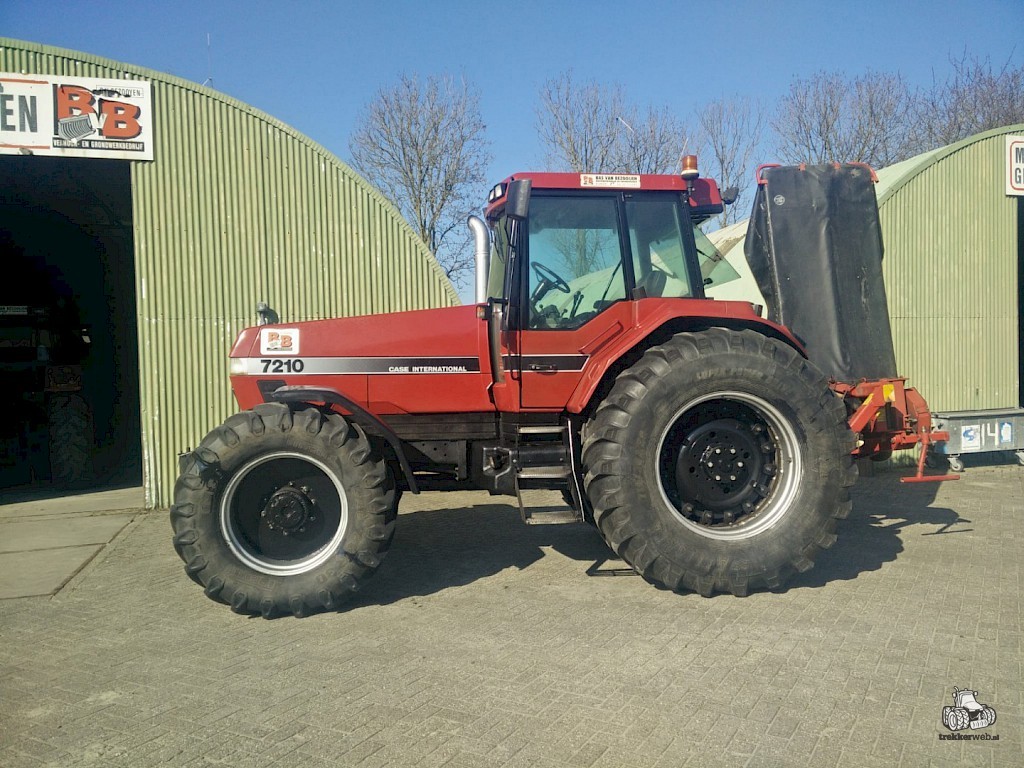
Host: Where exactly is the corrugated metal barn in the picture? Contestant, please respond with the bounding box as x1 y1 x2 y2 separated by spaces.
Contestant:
0 39 457 507
875 125 1022 413
709 124 1024 420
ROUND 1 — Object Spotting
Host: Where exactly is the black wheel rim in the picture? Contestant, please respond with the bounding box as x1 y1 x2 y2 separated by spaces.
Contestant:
219 452 348 575
657 392 800 540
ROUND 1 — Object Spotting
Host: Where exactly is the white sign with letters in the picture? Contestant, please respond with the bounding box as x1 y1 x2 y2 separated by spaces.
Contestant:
0 72 153 160
1007 135 1024 196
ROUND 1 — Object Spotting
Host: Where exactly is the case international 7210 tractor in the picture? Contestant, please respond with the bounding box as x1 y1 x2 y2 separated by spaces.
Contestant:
171 158 954 617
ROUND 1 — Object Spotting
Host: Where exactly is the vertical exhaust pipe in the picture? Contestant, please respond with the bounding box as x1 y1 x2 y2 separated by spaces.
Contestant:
468 215 490 304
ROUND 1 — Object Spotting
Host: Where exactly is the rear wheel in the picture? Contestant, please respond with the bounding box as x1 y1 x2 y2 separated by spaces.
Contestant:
171 403 397 617
48 393 93 486
582 329 856 596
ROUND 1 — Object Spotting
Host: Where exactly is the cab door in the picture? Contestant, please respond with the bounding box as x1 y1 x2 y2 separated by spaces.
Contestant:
517 190 702 410
518 192 631 409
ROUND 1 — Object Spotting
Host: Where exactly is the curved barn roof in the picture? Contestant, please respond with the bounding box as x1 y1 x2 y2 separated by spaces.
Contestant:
875 123 1024 205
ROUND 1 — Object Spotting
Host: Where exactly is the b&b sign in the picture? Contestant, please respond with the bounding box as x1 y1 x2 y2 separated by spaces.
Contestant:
0 72 153 161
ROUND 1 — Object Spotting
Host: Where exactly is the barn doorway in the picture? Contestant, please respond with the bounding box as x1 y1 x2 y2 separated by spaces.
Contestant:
0 156 141 494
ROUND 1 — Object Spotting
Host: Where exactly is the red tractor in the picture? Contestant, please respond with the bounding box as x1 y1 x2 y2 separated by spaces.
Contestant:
172 159 952 617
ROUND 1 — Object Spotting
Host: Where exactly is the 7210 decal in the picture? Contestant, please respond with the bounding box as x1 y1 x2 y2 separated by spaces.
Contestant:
261 358 305 373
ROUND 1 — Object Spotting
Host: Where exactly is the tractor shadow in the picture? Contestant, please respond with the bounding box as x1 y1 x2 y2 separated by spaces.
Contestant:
787 465 968 590
347 466 971 608
346 497 612 608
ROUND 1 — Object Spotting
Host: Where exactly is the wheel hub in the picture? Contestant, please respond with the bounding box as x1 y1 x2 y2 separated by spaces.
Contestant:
261 483 317 535
674 417 776 525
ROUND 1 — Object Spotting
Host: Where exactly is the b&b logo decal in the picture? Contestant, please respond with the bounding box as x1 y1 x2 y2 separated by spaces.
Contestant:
260 328 300 356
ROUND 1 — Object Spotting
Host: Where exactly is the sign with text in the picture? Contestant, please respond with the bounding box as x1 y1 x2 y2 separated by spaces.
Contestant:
0 73 153 160
1008 135 1024 196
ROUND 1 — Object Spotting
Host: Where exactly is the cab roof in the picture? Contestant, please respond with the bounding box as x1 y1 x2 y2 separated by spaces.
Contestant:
485 172 724 220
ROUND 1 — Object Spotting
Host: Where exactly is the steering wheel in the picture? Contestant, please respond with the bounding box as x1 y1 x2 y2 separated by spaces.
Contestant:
531 262 571 296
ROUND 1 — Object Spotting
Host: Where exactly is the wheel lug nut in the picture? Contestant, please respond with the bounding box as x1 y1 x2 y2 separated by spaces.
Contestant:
737 461 744 468
714 475 721 481
729 475 736 481
730 448 736 454
715 448 721 454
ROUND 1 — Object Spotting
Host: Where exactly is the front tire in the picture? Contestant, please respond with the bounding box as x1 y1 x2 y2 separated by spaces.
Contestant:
582 329 856 597
170 403 397 617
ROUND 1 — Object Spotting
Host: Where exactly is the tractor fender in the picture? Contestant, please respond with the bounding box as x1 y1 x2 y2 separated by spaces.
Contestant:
269 385 419 493
566 305 805 416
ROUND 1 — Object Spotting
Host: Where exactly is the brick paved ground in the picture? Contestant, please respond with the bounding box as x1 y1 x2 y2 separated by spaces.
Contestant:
1 464 1021 767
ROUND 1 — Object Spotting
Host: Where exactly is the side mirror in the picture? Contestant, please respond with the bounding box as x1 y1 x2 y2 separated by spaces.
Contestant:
721 186 740 205
256 301 279 326
505 179 531 220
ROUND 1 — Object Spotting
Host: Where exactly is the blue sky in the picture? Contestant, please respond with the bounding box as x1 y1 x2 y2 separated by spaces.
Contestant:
5 0 1022 186
4 0 1023 298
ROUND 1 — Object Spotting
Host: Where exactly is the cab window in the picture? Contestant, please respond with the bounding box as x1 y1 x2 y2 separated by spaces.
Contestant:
625 198 694 298
526 195 626 329
693 226 741 288
487 215 510 300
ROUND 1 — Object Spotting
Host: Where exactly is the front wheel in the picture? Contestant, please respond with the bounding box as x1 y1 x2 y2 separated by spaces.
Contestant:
171 404 397 617
582 329 856 596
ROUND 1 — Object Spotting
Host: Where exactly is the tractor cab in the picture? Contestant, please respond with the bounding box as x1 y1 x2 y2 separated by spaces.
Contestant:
473 162 745 410
478 162 741 329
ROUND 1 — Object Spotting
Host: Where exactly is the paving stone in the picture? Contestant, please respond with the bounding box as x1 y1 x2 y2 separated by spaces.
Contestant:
0 546 102 598
0 467 1021 766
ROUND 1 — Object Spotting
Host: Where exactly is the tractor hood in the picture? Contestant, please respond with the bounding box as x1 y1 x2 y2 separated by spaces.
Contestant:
231 304 482 367
227 304 495 415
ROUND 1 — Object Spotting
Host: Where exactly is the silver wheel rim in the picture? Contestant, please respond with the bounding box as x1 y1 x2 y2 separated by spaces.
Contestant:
219 451 348 575
656 391 801 541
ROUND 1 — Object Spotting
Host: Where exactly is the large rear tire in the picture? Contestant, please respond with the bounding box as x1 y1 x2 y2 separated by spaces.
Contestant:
582 329 856 596
48 393 93 487
171 403 397 617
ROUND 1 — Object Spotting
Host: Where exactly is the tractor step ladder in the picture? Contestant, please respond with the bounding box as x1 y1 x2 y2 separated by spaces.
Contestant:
514 424 582 525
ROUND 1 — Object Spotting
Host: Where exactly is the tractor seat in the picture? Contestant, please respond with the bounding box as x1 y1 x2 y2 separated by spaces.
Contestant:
636 269 668 298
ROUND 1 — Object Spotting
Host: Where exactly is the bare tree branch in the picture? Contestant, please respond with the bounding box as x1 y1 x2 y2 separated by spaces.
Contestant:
349 74 491 288
610 106 690 175
536 71 625 173
535 71 689 175
915 51 1024 150
771 70 914 168
694 97 764 226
